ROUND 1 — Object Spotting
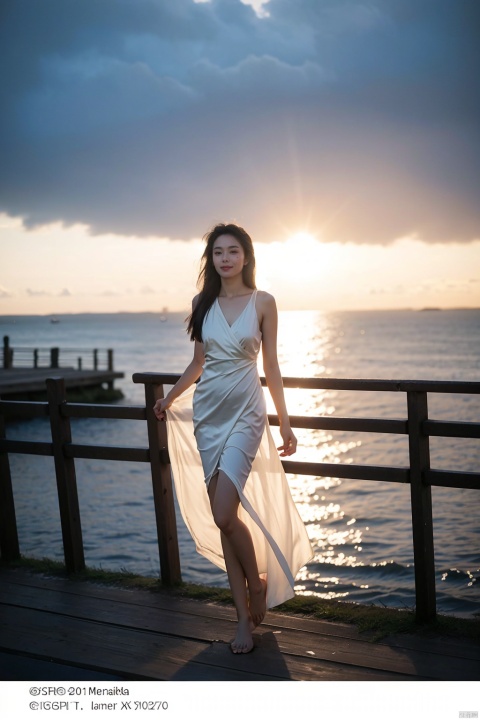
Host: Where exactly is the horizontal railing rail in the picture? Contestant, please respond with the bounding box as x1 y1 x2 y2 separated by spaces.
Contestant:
0 372 478 623
132 372 480 394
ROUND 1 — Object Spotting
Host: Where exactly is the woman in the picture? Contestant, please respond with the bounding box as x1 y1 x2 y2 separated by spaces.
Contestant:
153 223 313 654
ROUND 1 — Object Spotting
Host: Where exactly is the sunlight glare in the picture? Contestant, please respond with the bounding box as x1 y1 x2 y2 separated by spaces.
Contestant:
255 231 341 310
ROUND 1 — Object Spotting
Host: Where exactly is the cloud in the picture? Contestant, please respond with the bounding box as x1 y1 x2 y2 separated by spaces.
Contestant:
99 289 122 297
26 288 51 297
0 0 478 244
25 287 72 297
0 285 14 298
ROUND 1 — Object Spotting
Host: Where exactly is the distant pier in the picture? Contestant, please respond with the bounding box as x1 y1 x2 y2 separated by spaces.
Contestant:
1 336 124 401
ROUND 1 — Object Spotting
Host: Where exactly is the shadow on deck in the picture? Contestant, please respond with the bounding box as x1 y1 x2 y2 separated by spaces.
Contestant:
0 568 478 682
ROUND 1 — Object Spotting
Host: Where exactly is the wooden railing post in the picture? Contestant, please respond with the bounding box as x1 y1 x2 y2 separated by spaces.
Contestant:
47 377 85 573
93 349 98 370
144 382 181 585
108 349 114 371
0 408 20 561
50 347 59 368
34 349 38 368
3 336 12 369
407 390 436 622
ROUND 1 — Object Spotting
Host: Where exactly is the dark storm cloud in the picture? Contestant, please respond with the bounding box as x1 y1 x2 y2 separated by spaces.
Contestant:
0 0 478 243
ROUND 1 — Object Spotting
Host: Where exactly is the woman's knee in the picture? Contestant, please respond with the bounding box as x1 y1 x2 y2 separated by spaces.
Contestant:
212 506 236 535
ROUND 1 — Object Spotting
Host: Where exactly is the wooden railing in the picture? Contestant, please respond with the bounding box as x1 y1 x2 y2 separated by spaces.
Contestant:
0 372 479 623
2 336 114 371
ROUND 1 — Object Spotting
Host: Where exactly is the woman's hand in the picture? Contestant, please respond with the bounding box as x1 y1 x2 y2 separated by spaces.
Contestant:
277 423 297 457
153 395 172 422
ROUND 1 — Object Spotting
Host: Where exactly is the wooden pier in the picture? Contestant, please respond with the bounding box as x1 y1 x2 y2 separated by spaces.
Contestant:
0 368 124 400
1 336 123 399
1 567 478 681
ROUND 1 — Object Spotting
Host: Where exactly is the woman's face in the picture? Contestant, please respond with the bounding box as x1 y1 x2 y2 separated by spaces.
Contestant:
212 234 246 280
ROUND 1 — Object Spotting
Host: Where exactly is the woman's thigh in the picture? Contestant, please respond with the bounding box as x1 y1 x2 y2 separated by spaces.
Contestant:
209 470 240 525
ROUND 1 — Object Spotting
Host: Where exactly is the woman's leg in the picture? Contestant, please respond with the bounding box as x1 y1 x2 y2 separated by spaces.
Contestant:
208 474 250 613
208 470 267 650
208 473 253 652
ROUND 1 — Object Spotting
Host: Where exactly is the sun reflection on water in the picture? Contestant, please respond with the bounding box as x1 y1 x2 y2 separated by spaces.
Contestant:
260 310 372 601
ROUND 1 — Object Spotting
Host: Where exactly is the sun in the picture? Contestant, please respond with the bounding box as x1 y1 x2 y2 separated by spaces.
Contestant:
287 231 319 248
284 230 328 267
255 230 332 302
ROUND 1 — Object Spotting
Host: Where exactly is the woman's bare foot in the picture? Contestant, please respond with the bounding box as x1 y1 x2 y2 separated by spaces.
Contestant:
248 577 267 627
230 616 255 654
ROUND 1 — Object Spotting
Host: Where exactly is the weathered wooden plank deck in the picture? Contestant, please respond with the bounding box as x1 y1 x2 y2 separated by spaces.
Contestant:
0 368 124 398
0 568 478 681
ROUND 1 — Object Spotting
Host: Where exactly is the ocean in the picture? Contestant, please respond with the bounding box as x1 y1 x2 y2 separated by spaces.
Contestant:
1 308 479 617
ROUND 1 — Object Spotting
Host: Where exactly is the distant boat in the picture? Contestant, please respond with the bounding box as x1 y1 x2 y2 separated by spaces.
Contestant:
419 307 441 312
50 316 60 323
160 306 168 322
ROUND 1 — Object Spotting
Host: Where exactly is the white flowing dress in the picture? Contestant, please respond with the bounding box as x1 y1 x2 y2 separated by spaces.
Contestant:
166 290 314 609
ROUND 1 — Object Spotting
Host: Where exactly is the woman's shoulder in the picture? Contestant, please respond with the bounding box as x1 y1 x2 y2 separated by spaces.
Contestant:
256 290 277 323
256 290 276 307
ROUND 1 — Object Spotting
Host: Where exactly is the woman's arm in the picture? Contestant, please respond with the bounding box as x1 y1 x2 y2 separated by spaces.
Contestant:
259 292 297 457
153 298 205 421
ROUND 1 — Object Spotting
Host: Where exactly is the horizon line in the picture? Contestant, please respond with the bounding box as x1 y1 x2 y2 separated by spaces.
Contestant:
1 306 479 318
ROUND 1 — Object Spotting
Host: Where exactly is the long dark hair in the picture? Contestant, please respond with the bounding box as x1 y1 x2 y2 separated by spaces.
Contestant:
186 223 256 342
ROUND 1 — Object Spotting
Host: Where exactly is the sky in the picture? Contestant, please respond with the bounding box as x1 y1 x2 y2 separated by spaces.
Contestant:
1 0 479 313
